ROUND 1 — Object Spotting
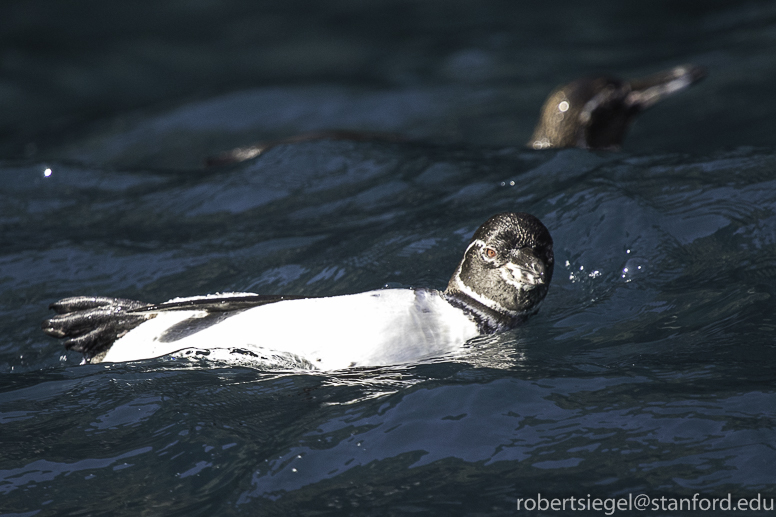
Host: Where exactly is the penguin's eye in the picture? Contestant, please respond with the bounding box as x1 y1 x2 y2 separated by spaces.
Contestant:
484 247 497 259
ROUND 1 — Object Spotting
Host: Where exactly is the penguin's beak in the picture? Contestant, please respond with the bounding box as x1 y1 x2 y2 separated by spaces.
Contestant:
505 249 547 288
626 64 706 111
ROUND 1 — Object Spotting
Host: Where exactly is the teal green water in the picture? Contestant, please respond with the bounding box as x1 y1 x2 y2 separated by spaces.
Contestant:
1 1 776 515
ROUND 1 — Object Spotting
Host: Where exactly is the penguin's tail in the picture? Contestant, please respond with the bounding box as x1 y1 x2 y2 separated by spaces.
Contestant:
42 296 153 362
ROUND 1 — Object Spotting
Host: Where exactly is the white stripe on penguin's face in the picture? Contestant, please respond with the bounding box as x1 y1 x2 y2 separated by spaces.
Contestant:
452 239 520 317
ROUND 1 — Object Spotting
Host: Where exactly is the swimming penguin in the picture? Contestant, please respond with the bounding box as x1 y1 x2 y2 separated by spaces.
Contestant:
42 212 554 370
205 130 406 167
528 64 706 150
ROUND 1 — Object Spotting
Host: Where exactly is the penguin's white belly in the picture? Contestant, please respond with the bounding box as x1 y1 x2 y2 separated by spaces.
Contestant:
102 289 479 370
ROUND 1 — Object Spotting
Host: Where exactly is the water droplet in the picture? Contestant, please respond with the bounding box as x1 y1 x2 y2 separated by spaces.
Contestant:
621 258 648 283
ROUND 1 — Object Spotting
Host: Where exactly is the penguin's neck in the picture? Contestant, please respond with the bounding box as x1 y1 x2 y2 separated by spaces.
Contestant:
442 289 523 334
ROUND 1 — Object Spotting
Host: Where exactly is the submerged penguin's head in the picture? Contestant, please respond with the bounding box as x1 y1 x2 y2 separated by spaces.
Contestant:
445 212 553 328
528 64 706 150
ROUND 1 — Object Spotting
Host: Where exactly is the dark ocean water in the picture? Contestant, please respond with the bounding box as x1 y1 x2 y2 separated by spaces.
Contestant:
2 1 776 516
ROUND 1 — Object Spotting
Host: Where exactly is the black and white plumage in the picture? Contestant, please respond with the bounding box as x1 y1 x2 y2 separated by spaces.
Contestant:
42 213 553 370
528 64 706 150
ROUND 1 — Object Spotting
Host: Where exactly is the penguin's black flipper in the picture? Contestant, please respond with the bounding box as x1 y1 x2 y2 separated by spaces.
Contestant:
626 64 706 111
42 294 314 361
42 297 153 361
130 294 310 313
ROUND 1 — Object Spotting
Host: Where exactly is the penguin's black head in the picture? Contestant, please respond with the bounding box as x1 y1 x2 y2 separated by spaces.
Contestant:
529 77 630 150
528 64 706 150
445 212 553 330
